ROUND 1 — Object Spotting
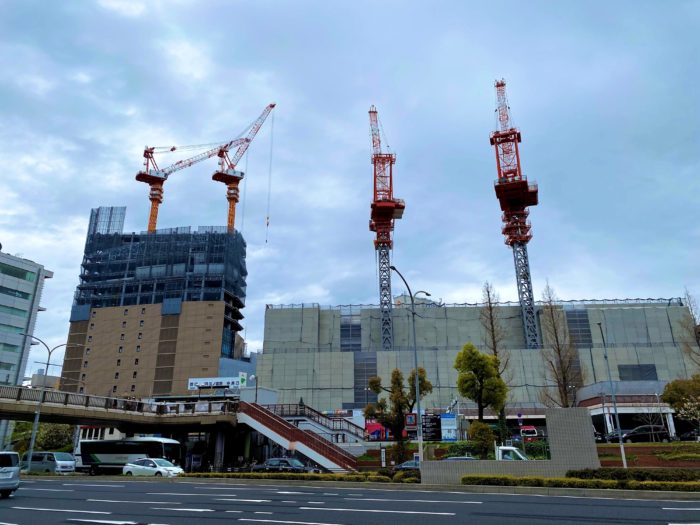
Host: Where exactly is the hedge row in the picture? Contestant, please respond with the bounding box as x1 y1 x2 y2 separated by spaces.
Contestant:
183 472 414 483
566 468 700 482
461 474 700 491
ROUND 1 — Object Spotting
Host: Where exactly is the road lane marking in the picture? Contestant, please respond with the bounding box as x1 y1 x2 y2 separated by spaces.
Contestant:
282 501 297 503
63 484 125 488
88 499 182 504
0 521 18 525
226 511 243 514
664 508 700 511
345 497 482 504
255 512 274 515
216 498 272 503
277 491 313 495
67 521 148 525
346 493 362 496
300 507 455 516
19 487 74 492
148 492 238 496
322 493 338 496
307 502 325 504
12 507 110 515
238 518 341 525
151 507 215 512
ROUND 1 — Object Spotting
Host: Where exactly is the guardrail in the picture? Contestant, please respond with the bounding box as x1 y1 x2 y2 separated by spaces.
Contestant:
0 386 238 416
263 403 365 441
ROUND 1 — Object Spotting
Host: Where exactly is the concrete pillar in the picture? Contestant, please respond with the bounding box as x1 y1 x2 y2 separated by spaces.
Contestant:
665 413 676 437
214 430 225 472
244 432 251 459
604 411 614 433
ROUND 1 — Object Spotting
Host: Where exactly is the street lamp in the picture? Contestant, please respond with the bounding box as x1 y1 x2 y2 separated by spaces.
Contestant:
20 333 81 473
249 374 259 404
390 265 430 464
596 322 627 469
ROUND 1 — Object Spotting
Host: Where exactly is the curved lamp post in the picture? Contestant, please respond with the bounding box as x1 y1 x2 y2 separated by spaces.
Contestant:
20 333 81 473
389 265 430 463
249 374 259 404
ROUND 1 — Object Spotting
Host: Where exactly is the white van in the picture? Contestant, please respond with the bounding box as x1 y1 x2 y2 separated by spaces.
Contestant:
0 451 20 498
20 452 76 474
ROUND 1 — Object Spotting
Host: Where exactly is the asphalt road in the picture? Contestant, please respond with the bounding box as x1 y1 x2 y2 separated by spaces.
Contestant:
1 478 699 525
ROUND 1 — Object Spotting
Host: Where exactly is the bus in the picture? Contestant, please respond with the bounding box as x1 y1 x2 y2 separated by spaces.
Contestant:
75 437 183 475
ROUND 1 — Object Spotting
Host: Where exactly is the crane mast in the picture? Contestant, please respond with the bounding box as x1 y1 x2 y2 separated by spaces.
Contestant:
213 103 276 232
369 106 404 351
489 79 540 349
136 137 248 233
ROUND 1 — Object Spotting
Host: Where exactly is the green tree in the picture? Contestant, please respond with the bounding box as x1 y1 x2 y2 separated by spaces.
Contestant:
662 375 700 433
364 368 433 463
468 421 495 459
454 342 507 421
37 424 74 451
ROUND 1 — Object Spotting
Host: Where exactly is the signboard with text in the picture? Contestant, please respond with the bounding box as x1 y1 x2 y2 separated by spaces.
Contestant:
422 413 441 441
187 376 240 391
440 413 457 442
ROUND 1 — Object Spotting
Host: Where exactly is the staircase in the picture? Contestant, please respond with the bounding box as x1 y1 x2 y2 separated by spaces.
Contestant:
238 402 358 472
263 403 366 443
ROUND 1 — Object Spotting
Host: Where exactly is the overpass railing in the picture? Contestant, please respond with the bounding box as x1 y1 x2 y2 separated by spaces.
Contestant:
0 386 238 416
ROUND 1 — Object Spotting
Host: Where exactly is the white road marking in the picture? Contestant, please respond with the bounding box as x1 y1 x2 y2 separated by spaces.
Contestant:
67 520 144 525
63 484 125 488
664 508 700 511
238 518 341 525
300 507 455 516
149 492 238 496
88 499 182 504
307 502 325 504
282 501 297 503
216 498 272 503
255 512 274 515
277 491 313 495
151 507 214 512
19 487 74 492
346 493 362 496
0 521 18 525
225 511 243 514
322 493 338 496
12 507 110 515
345 497 482 504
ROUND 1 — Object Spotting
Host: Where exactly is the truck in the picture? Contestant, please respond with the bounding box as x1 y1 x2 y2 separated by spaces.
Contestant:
495 445 530 461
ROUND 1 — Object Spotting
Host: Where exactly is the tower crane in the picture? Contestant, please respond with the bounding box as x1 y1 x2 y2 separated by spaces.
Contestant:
136 137 249 233
212 103 276 232
369 105 405 351
489 79 540 349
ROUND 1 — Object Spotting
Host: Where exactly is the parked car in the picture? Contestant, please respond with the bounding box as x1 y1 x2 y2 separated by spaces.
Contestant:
251 458 320 473
443 456 477 461
604 429 627 443
621 425 671 443
0 452 20 499
392 459 420 472
122 458 184 477
677 429 699 442
20 452 75 474
594 429 605 443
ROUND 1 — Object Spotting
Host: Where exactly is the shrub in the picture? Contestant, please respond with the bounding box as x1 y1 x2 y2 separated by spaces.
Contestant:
376 468 394 479
393 470 420 482
468 421 495 459
367 475 392 483
401 476 420 483
446 441 475 457
461 474 700 491
524 440 550 459
566 468 700 482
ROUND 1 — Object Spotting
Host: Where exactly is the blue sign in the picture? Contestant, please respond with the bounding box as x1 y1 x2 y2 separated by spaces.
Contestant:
440 413 457 442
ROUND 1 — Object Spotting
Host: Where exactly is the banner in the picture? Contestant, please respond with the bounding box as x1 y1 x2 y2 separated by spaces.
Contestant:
440 413 458 442
187 376 241 391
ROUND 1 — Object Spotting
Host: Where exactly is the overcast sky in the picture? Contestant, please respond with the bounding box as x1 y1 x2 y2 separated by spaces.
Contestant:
1 0 698 375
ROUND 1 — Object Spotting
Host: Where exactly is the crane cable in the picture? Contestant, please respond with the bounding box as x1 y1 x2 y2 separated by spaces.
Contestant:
265 110 275 243
240 149 249 235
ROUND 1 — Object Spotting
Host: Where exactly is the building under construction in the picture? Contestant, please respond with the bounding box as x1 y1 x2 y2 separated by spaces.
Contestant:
61 206 251 397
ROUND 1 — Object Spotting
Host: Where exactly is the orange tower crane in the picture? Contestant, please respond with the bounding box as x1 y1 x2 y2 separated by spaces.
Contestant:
136 138 248 233
213 103 276 232
489 79 540 349
369 105 405 351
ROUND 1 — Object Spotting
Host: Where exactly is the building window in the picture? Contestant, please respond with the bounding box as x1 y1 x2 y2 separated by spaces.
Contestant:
116 359 121 366
81 373 86 381
121 321 127 328
114 372 119 379
118 346 123 353
136 345 141 352
141 307 146 315
91 311 96 318
120 333 125 341
78 387 84 394
89 323 94 330
83 361 88 368
618 364 658 381
85 348 91 355
132 371 137 379
139 320 144 327
123 309 128 316
134 358 139 365
137 333 142 340
130 384 136 392
87 335 92 342
112 385 117 393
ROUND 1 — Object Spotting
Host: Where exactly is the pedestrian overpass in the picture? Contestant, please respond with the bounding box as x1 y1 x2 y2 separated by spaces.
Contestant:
0 386 357 472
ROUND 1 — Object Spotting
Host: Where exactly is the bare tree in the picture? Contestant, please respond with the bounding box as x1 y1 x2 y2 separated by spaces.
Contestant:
681 288 700 368
539 283 583 407
480 281 510 379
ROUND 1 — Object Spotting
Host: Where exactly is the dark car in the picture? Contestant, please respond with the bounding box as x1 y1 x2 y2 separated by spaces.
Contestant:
678 429 699 442
594 429 605 443
443 456 477 461
393 459 420 472
251 458 319 473
621 425 671 443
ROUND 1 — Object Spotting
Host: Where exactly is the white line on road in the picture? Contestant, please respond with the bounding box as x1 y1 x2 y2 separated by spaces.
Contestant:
151 507 215 512
281 501 297 503
19 487 74 492
12 507 110 515
63 484 125 488
277 491 313 495
238 518 341 525
216 498 272 503
664 508 700 511
88 499 182 505
322 493 338 496
148 492 238 496
345 497 482 504
300 507 456 516
67 520 145 525
255 512 274 515
346 493 362 496
0 521 18 525
225 511 243 514
307 502 325 504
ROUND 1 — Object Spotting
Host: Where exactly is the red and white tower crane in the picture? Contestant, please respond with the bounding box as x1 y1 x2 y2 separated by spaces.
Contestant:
369 105 405 351
212 103 276 232
489 79 540 349
136 138 249 233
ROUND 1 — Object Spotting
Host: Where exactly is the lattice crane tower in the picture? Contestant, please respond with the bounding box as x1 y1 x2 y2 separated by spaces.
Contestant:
489 79 540 349
369 106 405 351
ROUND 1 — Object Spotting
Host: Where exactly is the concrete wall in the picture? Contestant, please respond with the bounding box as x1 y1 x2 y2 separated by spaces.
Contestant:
421 408 600 484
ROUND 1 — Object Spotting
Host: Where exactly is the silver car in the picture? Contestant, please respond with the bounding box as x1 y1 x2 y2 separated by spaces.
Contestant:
0 452 20 498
